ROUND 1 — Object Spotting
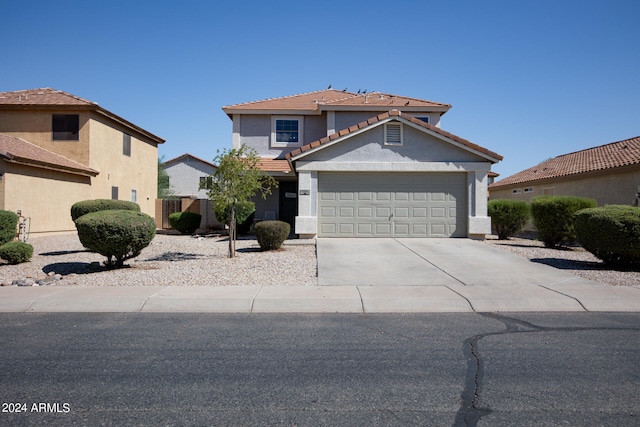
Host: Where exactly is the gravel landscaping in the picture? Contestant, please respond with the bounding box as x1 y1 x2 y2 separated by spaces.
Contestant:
0 232 637 287
0 233 318 287
484 235 640 287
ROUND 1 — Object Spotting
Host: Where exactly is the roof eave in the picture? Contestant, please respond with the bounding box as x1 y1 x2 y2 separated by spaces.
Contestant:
3 157 99 177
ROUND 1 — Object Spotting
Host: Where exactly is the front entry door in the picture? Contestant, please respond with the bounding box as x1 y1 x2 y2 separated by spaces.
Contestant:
279 181 298 234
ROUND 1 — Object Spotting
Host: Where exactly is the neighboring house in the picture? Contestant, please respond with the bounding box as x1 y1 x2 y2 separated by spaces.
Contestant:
0 88 164 235
222 89 502 238
159 153 221 230
489 136 640 207
162 153 216 199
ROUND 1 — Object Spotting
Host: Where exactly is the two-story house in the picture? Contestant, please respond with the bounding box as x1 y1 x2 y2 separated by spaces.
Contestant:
0 88 164 235
222 89 502 239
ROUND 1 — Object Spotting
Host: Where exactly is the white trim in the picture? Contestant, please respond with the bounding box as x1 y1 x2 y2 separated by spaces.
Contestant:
271 116 304 148
327 111 336 135
384 123 403 146
294 161 491 172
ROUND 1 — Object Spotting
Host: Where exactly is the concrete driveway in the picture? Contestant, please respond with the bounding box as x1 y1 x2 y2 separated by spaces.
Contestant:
317 238 603 287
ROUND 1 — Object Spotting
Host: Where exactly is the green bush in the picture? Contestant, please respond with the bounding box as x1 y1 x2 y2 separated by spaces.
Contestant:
0 210 18 245
168 211 202 234
530 196 597 248
255 220 290 251
214 201 256 235
71 199 140 222
488 199 530 240
0 242 33 264
575 205 640 267
75 210 156 267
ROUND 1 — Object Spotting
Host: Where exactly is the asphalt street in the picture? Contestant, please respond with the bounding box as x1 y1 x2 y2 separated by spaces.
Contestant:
0 313 638 426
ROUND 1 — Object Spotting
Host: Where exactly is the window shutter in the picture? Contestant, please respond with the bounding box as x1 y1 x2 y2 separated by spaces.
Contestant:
385 123 402 145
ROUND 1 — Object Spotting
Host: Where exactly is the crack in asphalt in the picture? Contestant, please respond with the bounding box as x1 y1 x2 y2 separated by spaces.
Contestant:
454 313 640 427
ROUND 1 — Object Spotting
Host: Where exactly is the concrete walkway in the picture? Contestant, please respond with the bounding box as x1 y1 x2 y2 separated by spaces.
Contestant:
1 238 639 313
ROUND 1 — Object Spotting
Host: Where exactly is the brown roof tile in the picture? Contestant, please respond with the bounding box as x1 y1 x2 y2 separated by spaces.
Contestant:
0 88 165 144
0 133 99 176
0 88 96 106
222 89 451 114
256 158 292 174
163 153 217 168
490 136 640 189
285 110 503 162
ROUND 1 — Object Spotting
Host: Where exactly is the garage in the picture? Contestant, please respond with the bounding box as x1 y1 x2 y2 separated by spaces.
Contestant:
318 172 467 237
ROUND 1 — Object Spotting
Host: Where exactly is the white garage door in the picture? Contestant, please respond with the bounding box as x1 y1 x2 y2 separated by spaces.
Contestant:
318 172 467 237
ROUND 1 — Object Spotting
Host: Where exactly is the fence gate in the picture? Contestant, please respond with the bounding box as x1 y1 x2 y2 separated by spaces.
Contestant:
159 199 181 229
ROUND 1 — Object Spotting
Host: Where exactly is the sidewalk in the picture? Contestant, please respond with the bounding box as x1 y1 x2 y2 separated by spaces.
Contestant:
1 282 639 313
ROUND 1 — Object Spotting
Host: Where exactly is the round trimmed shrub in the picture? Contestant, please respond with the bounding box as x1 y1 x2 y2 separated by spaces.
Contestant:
255 220 290 251
575 205 640 267
530 196 597 247
0 210 18 245
168 211 202 234
488 199 530 240
214 201 256 235
0 242 33 264
75 210 156 267
71 199 140 222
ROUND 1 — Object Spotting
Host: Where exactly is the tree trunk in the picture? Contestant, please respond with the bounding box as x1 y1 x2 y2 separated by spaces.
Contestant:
228 203 236 258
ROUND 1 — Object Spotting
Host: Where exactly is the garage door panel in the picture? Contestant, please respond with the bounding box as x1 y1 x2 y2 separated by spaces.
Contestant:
318 172 466 237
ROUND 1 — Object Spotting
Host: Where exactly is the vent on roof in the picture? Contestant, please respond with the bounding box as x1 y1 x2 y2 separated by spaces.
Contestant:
384 123 403 146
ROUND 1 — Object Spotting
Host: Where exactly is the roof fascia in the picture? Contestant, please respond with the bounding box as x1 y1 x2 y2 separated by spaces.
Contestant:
289 116 501 164
318 105 450 113
399 117 502 163
2 157 99 177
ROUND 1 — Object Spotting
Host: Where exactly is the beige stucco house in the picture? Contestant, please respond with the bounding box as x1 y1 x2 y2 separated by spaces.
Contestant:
223 89 502 239
489 136 640 207
0 88 164 235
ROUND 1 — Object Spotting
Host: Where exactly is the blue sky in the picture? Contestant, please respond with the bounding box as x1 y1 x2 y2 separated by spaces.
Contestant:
2 0 638 179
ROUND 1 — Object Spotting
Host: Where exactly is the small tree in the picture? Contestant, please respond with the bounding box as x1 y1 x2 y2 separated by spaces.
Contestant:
157 156 176 199
204 145 277 258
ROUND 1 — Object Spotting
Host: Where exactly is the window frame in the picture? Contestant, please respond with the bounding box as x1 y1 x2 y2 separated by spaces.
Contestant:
52 114 80 141
271 116 303 148
384 122 403 146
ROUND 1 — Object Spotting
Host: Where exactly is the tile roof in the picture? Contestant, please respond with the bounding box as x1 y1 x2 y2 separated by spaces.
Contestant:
285 109 503 163
163 153 217 168
0 88 165 144
490 136 640 189
0 88 96 106
257 158 292 174
0 133 99 176
222 89 451 114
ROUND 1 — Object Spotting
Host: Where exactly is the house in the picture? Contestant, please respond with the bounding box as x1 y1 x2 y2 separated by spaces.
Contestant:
158 153 221 230
489 136 640 206
222 89 502 239
0 88 164 235
162 153 216 199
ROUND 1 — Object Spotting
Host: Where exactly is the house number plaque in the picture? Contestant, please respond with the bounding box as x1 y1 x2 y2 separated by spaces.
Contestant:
299 189 310 196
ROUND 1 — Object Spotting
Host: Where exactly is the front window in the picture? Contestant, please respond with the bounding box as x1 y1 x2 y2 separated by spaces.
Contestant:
131 189 137 203
272 116 303 147
52 114 79 140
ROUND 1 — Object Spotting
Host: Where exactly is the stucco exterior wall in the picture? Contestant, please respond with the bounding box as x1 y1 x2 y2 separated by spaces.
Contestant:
489 166 640 207
0 110 91 164
238 114 329 158
1 163 91 234
88 116 158 217
164 159 215 199
335 111 441 132
302 123 485 163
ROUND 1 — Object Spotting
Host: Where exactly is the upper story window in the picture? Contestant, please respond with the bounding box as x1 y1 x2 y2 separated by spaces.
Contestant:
271 116 303 147
123 133 131 156
414 116 430 124
52 114 79 140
